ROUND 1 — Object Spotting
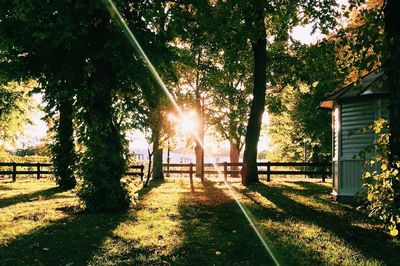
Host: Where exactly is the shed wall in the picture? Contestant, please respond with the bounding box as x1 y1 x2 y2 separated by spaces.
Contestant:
335 97 389 197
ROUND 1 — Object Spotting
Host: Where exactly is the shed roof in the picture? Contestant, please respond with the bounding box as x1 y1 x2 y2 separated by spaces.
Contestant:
320 70 387 109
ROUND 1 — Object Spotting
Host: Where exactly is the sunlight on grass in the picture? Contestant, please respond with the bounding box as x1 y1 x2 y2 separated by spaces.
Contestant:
283 192 341 214
261 219 382 266
236 180 398 266
0 179 56 199
235 188 285 213
1 178 399 265
0 179 78 246
91 180 186 265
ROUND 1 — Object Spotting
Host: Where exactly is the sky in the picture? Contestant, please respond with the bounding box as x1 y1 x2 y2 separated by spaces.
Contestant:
292 24 322 45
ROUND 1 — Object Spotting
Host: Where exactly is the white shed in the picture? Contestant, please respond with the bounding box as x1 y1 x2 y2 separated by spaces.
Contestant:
320 70 389 199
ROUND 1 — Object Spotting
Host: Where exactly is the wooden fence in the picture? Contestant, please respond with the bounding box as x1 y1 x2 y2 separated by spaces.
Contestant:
126 165 145 180
163 162 332 182
0 162 145 182
0 161 331 182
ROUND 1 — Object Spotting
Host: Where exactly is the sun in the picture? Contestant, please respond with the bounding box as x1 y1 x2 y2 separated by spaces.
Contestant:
178 111 197 135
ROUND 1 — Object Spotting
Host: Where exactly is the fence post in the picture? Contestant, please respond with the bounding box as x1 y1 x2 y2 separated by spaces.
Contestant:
37 163 40 179
12 162 16 182
267 162 271 182
224 162 228 181
189 163 193 181
140 164 144 181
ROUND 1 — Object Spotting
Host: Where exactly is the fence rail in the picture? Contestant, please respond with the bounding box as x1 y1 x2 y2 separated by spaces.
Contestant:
163 161 332 182
0 161 331 183
0 162 145 182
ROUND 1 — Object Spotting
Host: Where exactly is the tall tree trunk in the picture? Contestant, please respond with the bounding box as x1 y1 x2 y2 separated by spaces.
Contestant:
240 11 267 186
229 140 240 177
384 0 400 162
195 96 204 178
152 107 164 180
195 143 203 176
144 148 153 187
384 0 400 216
142 79 164 180
52 95 76 190
194 50 204 179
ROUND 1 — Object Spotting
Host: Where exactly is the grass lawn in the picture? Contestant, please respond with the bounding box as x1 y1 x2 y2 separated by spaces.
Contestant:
0 177 399 265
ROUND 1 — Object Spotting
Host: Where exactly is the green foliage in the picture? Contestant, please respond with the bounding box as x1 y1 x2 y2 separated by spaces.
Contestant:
76 65 131 212
15 143 50 157
362 119 400 237
0 82 33 146
0 153 49 163
267 40 344 162
0 0 175 210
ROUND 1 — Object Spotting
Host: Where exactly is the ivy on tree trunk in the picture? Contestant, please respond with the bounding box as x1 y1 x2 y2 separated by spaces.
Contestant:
78 61 130 212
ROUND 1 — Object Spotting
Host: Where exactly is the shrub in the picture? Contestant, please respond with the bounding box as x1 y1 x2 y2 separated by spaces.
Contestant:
362 119 400 237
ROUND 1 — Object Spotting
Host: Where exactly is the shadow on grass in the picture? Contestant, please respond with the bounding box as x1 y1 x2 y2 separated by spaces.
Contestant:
0 184 14 190
0 212 127 266
0 187 63 209
172 180 276 265
244 181 399 266
137 178 163 198
0 179 164 266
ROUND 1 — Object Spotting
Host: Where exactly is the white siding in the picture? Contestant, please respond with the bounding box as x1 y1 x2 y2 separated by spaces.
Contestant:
341 100 376 159
336 97 389 197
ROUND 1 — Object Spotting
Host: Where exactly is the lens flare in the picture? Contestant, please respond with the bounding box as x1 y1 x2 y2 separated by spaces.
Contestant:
103 1 281 265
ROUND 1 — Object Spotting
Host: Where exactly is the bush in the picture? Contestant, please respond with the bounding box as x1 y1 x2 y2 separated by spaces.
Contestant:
362 119 400 237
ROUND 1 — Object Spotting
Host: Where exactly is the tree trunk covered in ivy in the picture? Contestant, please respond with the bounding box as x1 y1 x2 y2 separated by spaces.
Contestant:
240 9 267 186
78 63 129 212
151 107 164 180
52 96 76 190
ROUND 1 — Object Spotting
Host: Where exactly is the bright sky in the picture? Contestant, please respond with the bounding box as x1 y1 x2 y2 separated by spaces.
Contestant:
291 24 322 44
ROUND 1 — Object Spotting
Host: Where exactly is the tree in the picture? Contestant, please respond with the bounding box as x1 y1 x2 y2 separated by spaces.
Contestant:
235 0 339 185
383 0 400 236
267 40 346 163
383 0 400 162
51 93 76 189
240 1 267 185
141 79 166 181
0 1 80 190
207 74 251 169
0 82 33 147
136 0 178 181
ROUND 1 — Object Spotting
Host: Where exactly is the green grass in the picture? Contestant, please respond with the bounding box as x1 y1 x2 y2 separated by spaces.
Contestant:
0 178 398 265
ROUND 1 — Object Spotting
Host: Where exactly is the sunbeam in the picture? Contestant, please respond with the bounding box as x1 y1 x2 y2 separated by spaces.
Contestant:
103 0 281 265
